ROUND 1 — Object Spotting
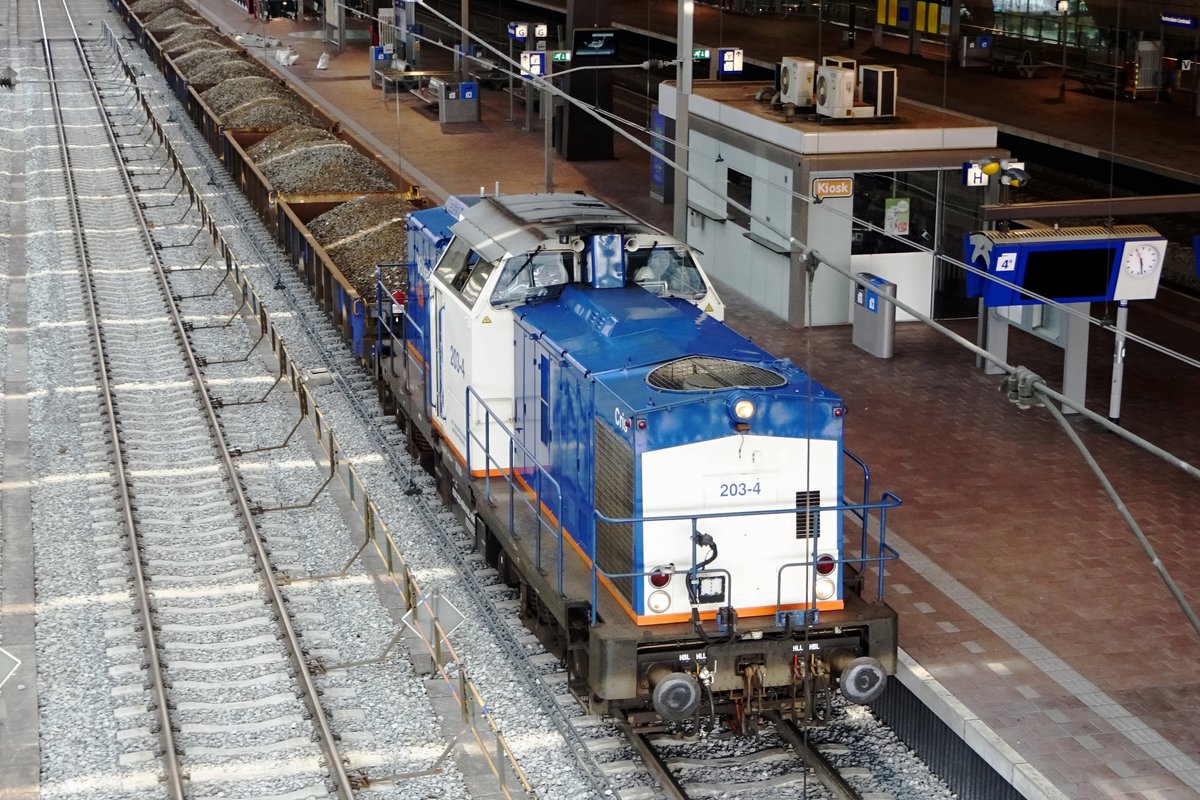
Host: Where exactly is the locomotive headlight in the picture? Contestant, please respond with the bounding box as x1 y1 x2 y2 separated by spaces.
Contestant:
815 578 836 600
647 590 672 613
730 397 755 423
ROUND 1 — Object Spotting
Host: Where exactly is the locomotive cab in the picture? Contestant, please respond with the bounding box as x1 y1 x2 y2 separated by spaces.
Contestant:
418 194 724 480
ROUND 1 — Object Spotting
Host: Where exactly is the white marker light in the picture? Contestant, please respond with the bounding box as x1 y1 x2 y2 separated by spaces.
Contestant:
648 591 672 613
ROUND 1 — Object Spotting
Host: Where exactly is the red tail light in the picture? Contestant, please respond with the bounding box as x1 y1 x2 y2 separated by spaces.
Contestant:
815 554 837 575
392 289 407 305
649 569 671 588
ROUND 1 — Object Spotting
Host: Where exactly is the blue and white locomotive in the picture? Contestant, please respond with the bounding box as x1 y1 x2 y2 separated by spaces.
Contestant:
378 193 898 728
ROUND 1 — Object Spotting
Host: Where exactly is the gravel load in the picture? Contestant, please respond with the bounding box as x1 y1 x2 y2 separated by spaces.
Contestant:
144 8 203 33
199 76 289 115
255 141 395 193
158 26 230 55
172 47 241 81
129 0 194 23
190 58 270 85
246 123 339 161
308 195 415 294
223 96 322 131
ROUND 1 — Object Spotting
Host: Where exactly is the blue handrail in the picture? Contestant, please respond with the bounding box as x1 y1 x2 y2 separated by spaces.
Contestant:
464 384 567 596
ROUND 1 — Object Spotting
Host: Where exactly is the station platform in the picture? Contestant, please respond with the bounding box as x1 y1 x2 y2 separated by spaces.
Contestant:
180 3 1199 799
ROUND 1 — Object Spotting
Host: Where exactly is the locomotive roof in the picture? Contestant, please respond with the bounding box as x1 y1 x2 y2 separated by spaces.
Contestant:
514 285 841 408
450 193 663 263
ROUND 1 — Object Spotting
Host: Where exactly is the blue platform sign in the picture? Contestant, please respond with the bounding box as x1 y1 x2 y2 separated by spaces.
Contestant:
964 231 1167 306
717 47 744 75
371 46 388 62
459 81 477 100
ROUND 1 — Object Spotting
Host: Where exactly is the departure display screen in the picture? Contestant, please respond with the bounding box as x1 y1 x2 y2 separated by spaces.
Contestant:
1022 245 1116 302
572 29 618 58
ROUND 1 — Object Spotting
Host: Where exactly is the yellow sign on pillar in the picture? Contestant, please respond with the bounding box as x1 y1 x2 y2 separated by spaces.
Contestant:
878 0 899 27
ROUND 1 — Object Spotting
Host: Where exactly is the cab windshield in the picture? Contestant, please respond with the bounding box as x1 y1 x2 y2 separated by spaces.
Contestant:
490 250 574 308
628 246 707 298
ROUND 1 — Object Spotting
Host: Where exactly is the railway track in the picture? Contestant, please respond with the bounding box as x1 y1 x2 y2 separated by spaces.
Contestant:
15 4 955 799
610 710 879 800
35 1 351 795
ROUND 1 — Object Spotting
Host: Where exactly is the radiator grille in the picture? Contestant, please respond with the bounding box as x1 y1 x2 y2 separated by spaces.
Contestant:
648 357 787 391
796 490 821 539
594 419 634 603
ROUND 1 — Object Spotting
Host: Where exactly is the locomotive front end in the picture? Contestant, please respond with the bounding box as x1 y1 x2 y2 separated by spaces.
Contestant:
587 351 899 729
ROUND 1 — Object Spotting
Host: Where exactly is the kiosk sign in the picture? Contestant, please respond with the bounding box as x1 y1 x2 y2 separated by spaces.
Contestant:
811 177 853 200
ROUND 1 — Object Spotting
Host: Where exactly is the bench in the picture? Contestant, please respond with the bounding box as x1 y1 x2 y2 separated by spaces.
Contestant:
1072 62 1133 98
374 69 458 105
411 84 439 107
989 46 1051 79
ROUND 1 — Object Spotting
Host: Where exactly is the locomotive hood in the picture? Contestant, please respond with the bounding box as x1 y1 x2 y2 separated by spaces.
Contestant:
514 284 842 417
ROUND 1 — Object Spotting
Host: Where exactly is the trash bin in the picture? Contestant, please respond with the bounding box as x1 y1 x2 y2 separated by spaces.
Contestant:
437 80 480 124
851 272 896 358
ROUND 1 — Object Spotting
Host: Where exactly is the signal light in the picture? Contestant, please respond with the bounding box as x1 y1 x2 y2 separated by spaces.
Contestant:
815 554 837 576
833 406 845 417
649 568 671 588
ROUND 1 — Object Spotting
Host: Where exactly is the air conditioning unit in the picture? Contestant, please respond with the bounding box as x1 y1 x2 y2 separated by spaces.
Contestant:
779 57 816 106
823 55 857 73
859 65 898 117
815 65 857 117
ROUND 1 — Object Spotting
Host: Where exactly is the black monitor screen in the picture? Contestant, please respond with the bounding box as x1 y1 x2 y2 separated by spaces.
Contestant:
572 28 618 58
1022 246 1115 301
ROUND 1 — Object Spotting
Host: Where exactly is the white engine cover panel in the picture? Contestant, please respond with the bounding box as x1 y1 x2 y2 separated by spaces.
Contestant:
639 435 841 617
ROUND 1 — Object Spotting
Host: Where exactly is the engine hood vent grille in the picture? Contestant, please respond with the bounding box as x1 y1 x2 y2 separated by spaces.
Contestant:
648 357 787 392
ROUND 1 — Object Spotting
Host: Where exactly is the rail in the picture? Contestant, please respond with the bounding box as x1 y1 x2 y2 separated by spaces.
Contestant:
86 20 356 798
99 21 534 796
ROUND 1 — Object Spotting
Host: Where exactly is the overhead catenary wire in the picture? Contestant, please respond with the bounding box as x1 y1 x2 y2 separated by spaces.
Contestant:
411 7 1200 378
411 0 1200 476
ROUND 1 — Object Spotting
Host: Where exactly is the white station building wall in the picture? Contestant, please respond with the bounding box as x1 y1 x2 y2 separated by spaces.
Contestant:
685 131 794 321
659 81 999 328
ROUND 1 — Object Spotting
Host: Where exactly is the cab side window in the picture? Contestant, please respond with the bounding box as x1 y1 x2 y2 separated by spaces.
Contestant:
435 237 495 307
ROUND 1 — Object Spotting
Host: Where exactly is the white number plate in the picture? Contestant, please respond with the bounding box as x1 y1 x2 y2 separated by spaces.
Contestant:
706 474 774 502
